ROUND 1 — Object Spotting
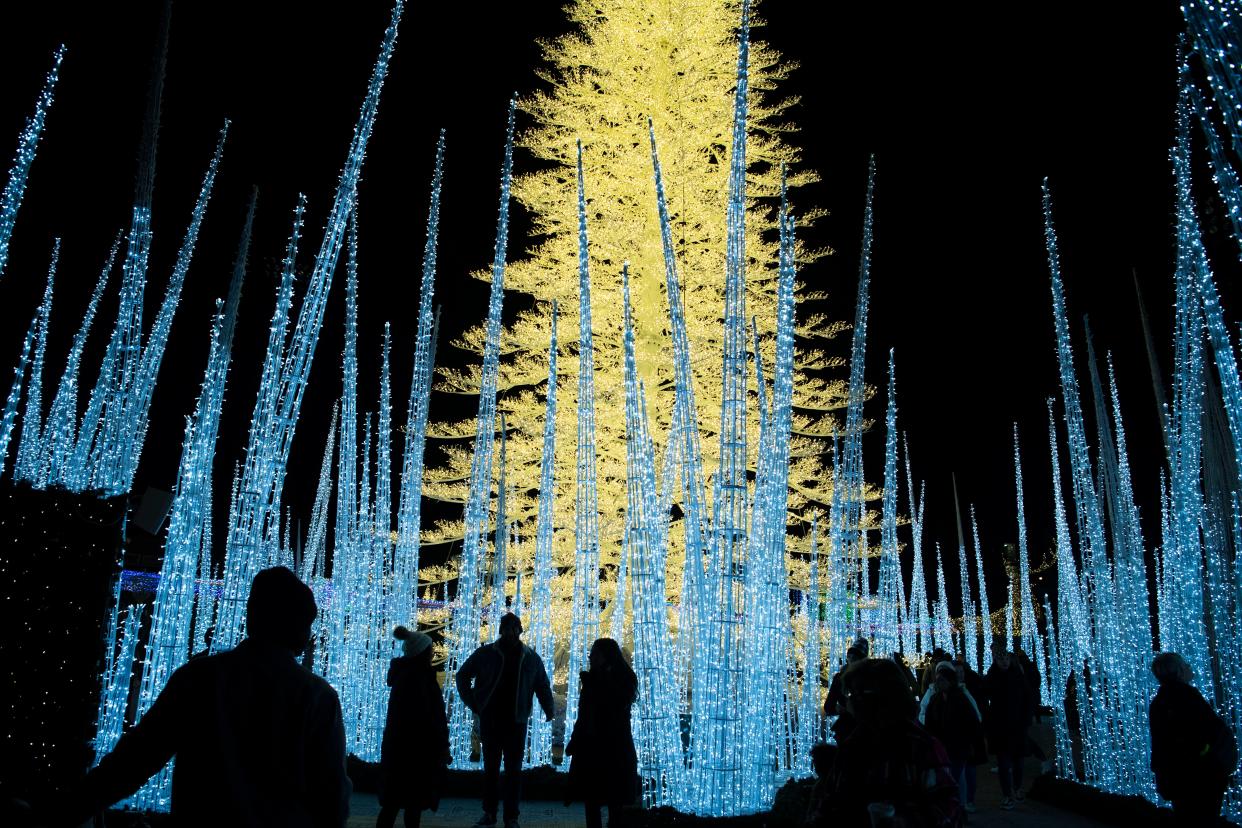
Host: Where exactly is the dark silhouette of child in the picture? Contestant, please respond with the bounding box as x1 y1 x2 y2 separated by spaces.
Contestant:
377 625 449 828
565 637 639 828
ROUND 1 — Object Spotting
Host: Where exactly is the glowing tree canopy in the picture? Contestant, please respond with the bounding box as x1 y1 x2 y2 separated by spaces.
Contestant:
426 0 857 624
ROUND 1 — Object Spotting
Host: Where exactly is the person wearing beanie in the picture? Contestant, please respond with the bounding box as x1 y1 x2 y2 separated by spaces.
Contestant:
51 566 350 828
456 612 554 828
919 661 984 813
823 643 869 743
377 626 449 828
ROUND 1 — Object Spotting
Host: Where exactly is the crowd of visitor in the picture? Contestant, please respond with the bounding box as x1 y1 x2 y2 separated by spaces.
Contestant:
9 567 1238 828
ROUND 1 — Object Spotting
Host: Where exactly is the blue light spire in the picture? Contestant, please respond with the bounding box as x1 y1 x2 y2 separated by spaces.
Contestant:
14 239 58 483
903 436 928 654
796 515 823 774
566 138 602 740
693 2 750 812
526 301 558 769
648 120 710 697
492 412 510 631
621 265 683 807
0 45 64 281
394 132 445 628
1012 425 1042 694
216 0 402 649
877 349 901 658
40 234 121 485
970 507 991 670
445 98 516 765
0 311 38 476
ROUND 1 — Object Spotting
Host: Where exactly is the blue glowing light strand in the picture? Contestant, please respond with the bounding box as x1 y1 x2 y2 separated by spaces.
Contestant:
970 507 991 670
213 195 303 649
933 543 953 653
877 349 901 659
741 179 799 807
1012 425 1043 697
693 1 750 811
839 154 877 638
621 264 684 807
93 603 145 767
0 45 64 281
218 1 403 650
14 239 59 484
1183 1 1242 162
40 234 121 486
825 430 849 677
648 120 710 675
0 302 40 478
902 436 928 655
493 412 510 632
566 138 602 742
445 98 515 766
1167 108 1215 696
303 403 340 586
526 300 559 769
796 515 823 774
394 131 445 629
116 122 229 492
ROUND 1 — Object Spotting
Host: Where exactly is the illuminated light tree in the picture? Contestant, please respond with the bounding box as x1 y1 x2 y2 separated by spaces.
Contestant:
13 239 57 483
426 0 853 647
1011 426 1044 698
525 301 559 769
566 139 602 740
620 261 683 805
795 515 822 776
903 438 929 655
0 314 37 474
214 0 403 650
93 604 144 766
393 132 445 629
876 349 902 658
492 412 511 631
969 508 990 671
39 235 121 485
444 99 516 766
0 45 64 280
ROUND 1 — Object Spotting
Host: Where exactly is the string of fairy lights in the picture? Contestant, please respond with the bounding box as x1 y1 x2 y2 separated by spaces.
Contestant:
4 0 1242 822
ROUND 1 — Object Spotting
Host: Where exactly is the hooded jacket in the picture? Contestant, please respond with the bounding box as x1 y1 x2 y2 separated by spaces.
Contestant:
455 640 554 725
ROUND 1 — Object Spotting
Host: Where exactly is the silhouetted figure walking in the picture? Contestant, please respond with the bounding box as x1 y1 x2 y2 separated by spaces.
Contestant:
984 647 1033 810
53 566 350 828
920 662 983 815
565 638 639 828
456 612 554 828
377 625 450 828
1149 652 1238 826
812 658 962 827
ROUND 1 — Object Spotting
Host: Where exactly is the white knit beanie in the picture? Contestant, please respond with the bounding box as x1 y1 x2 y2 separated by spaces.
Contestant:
394 625 433 658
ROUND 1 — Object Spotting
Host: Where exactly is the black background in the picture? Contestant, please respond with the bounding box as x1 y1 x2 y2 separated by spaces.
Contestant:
0 1 1195 614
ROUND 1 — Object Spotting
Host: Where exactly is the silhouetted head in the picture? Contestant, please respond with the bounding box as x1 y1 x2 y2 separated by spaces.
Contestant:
394 624 433 662
933 660 958 690
498 612 522 646
843 657 918 727
589 637 625 671
246 566 317 654
991 643 1012 670
846 645 867 664
1151 652 1192 686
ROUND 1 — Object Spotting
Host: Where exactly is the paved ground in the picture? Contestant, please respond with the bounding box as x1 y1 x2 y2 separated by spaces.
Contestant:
345 756 1113 827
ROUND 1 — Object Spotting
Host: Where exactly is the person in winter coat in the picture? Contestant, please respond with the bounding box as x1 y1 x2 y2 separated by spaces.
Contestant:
1149 652 1238 825
920 662 984 814
456 612 555 828
812 658 963 828
565 638 639 828
984 647 1033 810
49 566 351 828
377 626 450 828
824 639 869 742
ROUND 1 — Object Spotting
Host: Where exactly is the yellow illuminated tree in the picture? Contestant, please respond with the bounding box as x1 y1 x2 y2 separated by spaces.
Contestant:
424 0 865 650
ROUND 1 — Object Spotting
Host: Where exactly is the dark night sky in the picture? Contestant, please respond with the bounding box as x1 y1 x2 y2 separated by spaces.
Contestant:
0 2 1195 613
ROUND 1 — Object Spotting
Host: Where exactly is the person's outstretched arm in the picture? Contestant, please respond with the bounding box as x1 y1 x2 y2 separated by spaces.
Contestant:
456 648 479 712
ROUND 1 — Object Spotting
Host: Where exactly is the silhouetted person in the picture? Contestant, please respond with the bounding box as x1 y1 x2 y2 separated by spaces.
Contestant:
891 652 919 699
377 625 450 828
985 647 1032 810
52 566 350 828
824 639 868 742
1149 652 1238 825
812 658 961 827
565 638 639 828
920 661 983 815
920 647 950 696
456 612 554 828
